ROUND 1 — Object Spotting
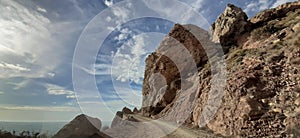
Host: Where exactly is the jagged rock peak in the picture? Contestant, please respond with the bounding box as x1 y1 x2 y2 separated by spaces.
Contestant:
211 4 251 49
122 107 133 114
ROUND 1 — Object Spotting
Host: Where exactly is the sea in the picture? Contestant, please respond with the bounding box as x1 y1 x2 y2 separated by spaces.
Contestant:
0 121 111 136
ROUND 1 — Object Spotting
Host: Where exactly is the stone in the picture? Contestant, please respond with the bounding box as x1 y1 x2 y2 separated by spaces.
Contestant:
211 4 251 48
295 98 300 106
53 114 109 138
122 107 133 114
133 107 139 113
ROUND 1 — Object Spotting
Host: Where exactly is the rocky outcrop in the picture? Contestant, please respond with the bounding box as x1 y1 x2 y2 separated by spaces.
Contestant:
53 114 109 138
133 107 139 113
243 1 300 49
198 2 300 137
250 1 300 25
141 24 212 118
141 1 300 137
122 107 133 114
211 4 251 50
111 107 138 128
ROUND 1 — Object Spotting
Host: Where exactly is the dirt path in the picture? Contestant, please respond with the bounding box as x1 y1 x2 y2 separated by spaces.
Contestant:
132 114 222 138
104 114 222 138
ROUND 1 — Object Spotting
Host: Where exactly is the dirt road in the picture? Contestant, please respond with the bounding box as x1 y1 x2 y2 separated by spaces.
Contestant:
133 114 221 138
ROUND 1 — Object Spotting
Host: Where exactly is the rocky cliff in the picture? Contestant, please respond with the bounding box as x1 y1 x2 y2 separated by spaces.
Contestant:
141 1 300 137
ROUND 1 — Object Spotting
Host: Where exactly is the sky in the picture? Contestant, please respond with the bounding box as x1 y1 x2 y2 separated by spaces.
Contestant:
0 0 297 123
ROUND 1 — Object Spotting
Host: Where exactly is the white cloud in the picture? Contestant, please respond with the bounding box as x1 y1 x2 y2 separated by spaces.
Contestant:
101 2 132 31
112 6 130 25
272 0 297 8
47 72 55 78
6 80 29 90
110 34 147 84
0 105 79 112
0 0 61 79
66 95 76 99
190 0 205 11
46 84 76 99
0 91 4 95
48 89 74 95
105 16 112 22
104 0 114 7
92 32 163 86
36 6 47 13
115 28 132 41
244 0 273 15
0 62 30 72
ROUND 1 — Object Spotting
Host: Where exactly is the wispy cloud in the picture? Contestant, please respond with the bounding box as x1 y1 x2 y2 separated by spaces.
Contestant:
36 6 47 13
0 91 4 95
189 0 205 11
244 0 273 15
0 62 30 72
0 0 105 121
0 0 59 78
0 105 79 112
48 89 74 96
46 84 76 99
110 34 147 84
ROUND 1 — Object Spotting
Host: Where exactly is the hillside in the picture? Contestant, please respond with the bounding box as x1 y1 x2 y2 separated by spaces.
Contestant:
55 1 300 137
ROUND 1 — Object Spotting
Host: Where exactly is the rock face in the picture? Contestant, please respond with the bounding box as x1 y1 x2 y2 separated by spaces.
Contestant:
211 4 251 49
200 2 300 137
53 114 109 138
141 24 211 118
141 1 300 137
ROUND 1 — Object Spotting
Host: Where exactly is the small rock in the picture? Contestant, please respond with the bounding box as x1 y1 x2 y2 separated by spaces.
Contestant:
273 108 282 113
295 98 300 106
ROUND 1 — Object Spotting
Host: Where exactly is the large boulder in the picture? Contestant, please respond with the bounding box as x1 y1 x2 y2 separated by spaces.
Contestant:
53 114 109 138
211 4 251 49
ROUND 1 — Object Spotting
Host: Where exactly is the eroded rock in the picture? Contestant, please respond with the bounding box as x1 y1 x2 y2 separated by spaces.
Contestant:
53 114 109 138
141 24 210 117
211 4 251 49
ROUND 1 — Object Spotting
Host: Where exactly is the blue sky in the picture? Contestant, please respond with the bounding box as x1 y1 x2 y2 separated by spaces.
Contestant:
0 0 297 122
